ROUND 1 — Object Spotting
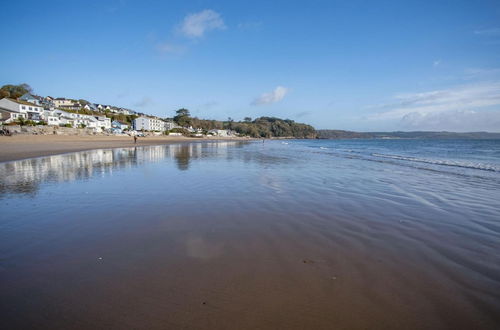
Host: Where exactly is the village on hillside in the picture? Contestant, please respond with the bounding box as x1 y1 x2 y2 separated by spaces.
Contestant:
0 84 316 138
0 90 234 137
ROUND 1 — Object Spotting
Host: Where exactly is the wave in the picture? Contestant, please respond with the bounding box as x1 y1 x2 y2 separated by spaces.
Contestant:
371 153 500 172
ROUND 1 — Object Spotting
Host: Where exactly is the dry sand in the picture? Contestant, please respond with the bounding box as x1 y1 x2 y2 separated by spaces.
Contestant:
0 135 251 162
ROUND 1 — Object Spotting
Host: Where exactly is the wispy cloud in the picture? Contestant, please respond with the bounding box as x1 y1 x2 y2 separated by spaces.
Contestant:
251 86 288 106
364 82 500 131
400 109 500 132
433 60 441 67
474 28 500 36
179 9 226 38
368 82 500 120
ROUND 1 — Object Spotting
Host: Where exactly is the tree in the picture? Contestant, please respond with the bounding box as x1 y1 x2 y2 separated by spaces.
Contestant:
176 108 190 117
0 83 33 99
174 108 191 127
244 117 252 123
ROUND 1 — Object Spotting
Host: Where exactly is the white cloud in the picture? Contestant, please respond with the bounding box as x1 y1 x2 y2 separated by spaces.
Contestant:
251 86 288 106
433 60 441 67
179 9 226 38
368 82 500 120
400 109 500 132
365 82 500 131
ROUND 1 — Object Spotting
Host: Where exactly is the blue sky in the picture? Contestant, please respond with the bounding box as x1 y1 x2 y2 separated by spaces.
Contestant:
2 0 500 131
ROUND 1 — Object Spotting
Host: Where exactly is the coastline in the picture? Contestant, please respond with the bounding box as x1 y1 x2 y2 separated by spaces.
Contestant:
0 135 253 163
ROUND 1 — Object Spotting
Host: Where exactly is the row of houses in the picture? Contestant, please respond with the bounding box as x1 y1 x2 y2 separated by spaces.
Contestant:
0 98 112 131
1 93 237 137
18 93 136 116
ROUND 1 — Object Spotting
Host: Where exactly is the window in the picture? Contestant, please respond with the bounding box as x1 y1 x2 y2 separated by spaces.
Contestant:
29 107 32 110
22 106 26 110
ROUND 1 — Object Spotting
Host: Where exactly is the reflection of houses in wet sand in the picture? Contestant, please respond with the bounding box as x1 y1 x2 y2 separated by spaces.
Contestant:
134 145 168 163
0 149 133 195
0 142 246 196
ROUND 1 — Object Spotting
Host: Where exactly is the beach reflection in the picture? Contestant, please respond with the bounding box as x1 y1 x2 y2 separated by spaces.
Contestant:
0 142 243 196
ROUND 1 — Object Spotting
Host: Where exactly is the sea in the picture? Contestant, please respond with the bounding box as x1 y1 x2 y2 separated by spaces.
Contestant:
1 139 499 329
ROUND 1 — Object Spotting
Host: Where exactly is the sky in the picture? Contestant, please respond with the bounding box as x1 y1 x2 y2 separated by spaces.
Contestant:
1 0 500 131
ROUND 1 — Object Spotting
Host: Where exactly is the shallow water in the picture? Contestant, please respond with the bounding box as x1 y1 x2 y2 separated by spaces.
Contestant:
1 140 499 329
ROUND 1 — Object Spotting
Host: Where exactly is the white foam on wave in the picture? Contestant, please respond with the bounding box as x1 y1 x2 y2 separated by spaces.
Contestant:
372 153 500 172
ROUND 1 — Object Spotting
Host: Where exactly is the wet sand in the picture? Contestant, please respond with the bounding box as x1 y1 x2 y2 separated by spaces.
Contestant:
1 141 499 329
0 135 251 162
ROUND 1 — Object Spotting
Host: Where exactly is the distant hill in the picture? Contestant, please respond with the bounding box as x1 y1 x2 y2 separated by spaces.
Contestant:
317 130 500 140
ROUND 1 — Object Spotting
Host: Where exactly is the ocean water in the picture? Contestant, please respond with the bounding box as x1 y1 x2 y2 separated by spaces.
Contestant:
0 139 499 329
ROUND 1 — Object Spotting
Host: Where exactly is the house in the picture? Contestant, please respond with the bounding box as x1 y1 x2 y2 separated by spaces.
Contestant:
41 110 60 126
52 110 76 127
208 129 234 137
95 104 112 112
0 108 27 123
164 121 178 130
19 93 41 105
119 108 135 115
95 116 111 130
112 120 129 131
83 103 97 111
0 98 44 122
133 116 166 131
53 98 77 108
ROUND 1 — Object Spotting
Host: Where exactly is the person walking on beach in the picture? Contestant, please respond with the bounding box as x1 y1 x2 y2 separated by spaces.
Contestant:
134 135 137 144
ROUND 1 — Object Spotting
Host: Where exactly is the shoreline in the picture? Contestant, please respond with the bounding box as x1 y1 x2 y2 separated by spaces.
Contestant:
0 135 254 163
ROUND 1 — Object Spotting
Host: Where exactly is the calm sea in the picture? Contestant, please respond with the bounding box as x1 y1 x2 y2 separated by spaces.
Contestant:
1 139 499 329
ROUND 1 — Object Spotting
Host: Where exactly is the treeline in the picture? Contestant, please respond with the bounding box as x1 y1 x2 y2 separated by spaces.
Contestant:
172 109 316 138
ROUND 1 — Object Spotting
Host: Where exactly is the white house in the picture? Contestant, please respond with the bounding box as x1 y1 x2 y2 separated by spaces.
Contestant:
208 129 233 137
83 103 98 111
0 98 44 122
133 116 166 131
95 116 111 129
42 110 61 126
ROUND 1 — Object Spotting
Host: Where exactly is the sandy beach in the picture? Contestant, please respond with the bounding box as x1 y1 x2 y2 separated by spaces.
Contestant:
0 135 251 162
1 139 499 329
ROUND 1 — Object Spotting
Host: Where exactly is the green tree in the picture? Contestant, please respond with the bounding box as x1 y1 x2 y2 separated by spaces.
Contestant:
174 108 192 127
0 83 33 99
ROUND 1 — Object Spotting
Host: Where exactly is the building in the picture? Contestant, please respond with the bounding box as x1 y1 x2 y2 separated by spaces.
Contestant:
208 129 233 137
83 103 98 111
112 120 129 132
19 93 42 105
164 121 178 130
0 98 44 122
95 116 111 129
53 98 77 108
133 116 166 131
